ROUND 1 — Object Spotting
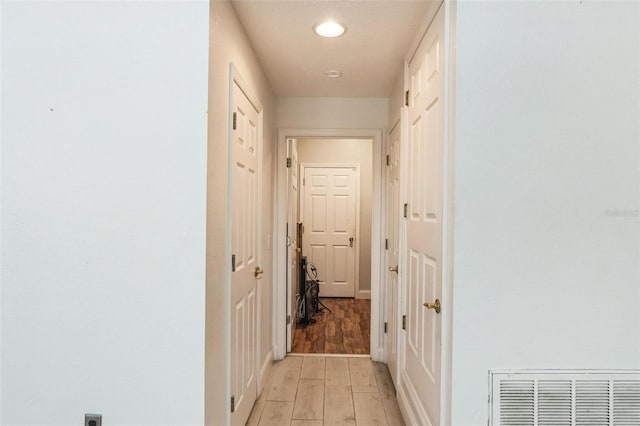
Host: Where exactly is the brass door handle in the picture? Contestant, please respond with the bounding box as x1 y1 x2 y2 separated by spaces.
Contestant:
349 237 355 247
423 299 441 313
388 265 398 273
254 266 264 279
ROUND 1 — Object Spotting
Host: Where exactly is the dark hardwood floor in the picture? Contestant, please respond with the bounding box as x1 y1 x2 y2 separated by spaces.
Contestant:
292 297 371 354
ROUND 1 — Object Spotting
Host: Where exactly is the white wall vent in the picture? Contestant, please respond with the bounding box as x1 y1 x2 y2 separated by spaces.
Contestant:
489 370 640 426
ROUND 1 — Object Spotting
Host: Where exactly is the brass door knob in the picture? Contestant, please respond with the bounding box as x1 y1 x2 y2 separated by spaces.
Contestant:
423 299 441 313
254 266 264 279
388 265 398 273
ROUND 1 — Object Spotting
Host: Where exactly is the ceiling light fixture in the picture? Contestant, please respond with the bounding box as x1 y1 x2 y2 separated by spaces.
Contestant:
314 21 346 38
324 70 343 78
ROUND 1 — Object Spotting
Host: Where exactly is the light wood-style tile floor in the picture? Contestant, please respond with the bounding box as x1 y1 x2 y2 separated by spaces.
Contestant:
247 355 405 426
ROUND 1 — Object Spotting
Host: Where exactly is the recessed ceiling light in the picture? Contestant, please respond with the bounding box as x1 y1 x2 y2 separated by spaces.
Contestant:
314 21 346 38
324 70 343 78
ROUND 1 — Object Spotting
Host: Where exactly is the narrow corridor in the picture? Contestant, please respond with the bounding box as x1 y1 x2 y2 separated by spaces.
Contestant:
247 355 405 425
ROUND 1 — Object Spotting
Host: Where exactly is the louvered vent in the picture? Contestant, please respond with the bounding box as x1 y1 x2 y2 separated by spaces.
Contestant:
490 370 640 426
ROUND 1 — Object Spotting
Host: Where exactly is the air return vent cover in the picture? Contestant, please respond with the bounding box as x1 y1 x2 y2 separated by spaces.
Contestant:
489 370 640 426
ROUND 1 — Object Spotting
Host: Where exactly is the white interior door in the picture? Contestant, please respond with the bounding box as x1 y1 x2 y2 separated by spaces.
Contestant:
286 138 299 351
385 120 402 388
230 79 261 426
302 166 358 298
401 5 445 425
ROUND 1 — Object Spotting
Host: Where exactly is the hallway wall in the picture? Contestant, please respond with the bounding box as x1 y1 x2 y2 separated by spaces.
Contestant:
276 97 388 130
208 1 276 425
451 1 640 424
1 1 209 424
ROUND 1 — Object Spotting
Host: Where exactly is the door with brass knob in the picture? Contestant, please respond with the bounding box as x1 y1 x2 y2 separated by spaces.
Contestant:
423 299 441 314
302 165 358 298
401 7 446 426
230 75 262 426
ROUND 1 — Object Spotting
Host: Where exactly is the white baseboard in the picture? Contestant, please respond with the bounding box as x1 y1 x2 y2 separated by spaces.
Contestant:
371 347 385 363
356 289 371 300
272 344 285 361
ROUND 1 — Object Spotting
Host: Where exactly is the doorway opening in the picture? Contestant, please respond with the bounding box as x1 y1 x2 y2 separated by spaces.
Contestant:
292 138 372 354
275 129 384 361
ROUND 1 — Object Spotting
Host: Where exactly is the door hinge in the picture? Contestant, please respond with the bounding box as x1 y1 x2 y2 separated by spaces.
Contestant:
402 315 406 330
384 322 388 333
403 203 408 218
385 238 389 250
286 314 291 325
231 254 236 272
386 155 390 166
230 395 235 413
232 112 237 130
405 90 410 106
286 157 292 168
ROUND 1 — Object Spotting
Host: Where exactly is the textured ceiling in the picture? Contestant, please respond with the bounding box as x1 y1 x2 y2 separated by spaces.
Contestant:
231 1 432 97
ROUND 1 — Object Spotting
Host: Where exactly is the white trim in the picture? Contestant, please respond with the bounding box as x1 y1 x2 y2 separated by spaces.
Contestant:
287 353 372 358
299 162 361 299
357 289 371 300
275 128 383 362
440 2 456 425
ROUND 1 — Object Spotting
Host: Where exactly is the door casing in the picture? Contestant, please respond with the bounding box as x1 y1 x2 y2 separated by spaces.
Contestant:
275 129 383 361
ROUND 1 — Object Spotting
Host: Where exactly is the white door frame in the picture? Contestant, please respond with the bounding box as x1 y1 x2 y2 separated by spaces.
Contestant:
274 128 384 361
299 163 361 299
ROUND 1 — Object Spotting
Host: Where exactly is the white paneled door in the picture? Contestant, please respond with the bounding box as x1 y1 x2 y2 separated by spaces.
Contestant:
230 77 261 426
402 4 445 425
385 120 402 388
302 166 358 298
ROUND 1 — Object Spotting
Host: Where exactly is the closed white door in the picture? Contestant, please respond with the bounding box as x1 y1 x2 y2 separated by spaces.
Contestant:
402 5 445 425
286 138 299 351
230 79 261 426
302 166 358 298
385 120 402 387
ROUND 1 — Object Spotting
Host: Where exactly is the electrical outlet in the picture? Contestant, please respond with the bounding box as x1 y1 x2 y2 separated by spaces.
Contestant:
85 413 102 426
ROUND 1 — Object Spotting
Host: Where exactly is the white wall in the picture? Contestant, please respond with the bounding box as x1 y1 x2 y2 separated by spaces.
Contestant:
297 138 373 295
276 97 388 130
451 2 640 424
207 1 276 424
1 1 209 424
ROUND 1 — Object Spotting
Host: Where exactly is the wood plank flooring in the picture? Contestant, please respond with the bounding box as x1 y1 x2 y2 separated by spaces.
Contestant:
292 298 370 354
247 355 405 426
